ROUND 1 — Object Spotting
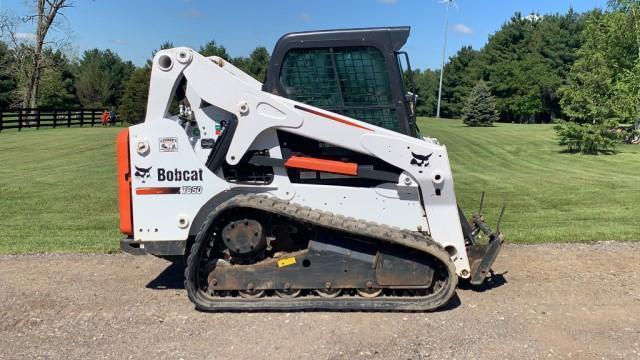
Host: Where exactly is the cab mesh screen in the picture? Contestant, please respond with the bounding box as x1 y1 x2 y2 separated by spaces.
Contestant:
333 47 393 107
279 46 399 131
339 108 397 130
279 49 340 108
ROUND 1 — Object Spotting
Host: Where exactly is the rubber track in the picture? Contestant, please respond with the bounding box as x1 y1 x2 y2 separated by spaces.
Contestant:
185 194 458 311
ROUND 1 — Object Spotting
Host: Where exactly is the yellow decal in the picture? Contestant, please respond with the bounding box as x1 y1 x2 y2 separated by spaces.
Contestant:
277 257 296 268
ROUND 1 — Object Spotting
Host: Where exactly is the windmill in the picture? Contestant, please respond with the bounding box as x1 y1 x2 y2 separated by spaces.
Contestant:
436 0 458 118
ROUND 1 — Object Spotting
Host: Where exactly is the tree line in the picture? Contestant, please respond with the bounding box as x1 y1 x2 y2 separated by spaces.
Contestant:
0 1 269 123
413 10 585 123
1 0 638 127
412 0 640 125
0 37 270 123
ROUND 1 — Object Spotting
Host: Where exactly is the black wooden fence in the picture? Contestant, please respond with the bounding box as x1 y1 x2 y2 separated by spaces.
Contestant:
0 108 122 132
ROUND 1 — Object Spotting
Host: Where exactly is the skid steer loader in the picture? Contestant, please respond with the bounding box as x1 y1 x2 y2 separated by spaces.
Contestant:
117 27 504 311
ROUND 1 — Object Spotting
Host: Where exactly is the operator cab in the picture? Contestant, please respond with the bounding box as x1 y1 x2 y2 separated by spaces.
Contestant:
263 26 419 138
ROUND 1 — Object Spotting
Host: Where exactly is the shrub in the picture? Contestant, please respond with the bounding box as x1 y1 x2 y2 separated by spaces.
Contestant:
462 81 499 127
553 120 619 154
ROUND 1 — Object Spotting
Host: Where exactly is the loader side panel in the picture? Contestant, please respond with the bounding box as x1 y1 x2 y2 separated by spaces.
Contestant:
116 129 133 235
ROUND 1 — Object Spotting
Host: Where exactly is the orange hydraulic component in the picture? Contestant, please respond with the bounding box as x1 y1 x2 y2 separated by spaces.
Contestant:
284 155 358 176
116 129 133 235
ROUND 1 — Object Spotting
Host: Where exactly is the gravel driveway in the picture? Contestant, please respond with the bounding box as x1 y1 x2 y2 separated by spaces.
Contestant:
1 242 639 359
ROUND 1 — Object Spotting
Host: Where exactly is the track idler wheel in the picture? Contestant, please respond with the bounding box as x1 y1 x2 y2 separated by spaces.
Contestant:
275 289 302 298
315 288 341 298
357 288 383 298
238 289 265 299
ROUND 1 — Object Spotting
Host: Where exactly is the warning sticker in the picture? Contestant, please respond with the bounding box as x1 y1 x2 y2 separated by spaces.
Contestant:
159 137 178 152
277 257 296 268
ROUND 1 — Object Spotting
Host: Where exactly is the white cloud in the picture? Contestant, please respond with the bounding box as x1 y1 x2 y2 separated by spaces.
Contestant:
377 0 398 4
453 24 472 35
15 32 36 41
297 11 311 22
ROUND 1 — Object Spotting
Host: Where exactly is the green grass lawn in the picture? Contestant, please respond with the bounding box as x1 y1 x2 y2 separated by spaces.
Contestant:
0 119 638 254
0 127 122 253
420 117 640 244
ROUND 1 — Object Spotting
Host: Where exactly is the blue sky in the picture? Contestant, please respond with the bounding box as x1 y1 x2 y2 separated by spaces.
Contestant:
1 0 607 70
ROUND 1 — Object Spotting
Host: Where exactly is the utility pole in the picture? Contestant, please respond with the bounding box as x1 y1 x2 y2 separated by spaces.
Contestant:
436 0 454 118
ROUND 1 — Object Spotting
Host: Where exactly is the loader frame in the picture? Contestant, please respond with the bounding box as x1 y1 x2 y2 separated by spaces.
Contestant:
120 46 472 278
